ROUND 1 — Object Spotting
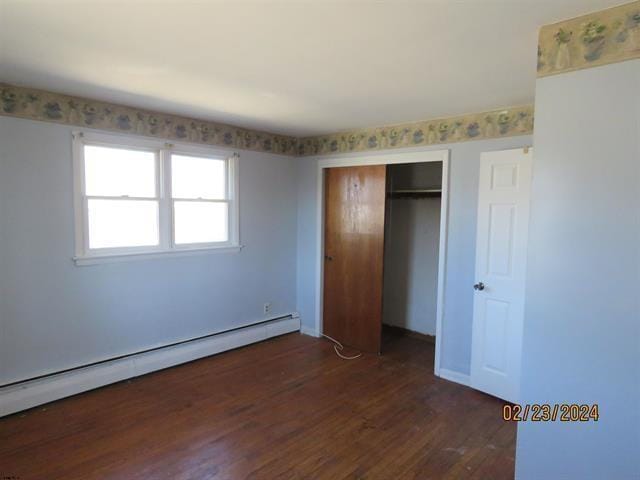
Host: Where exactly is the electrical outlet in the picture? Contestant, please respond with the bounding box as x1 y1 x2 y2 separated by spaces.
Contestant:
263 302 271 315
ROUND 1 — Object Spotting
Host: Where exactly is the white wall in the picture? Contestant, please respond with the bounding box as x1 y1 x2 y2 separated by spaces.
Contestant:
383 163 442 335
296 134 532 375
383 196 441 335
516 60 640 479
0 116 298 385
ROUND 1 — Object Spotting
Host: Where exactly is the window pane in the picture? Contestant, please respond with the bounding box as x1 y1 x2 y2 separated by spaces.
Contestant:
174 201 228 244
88 199 159 249
85 145 156 197
172 154 226 199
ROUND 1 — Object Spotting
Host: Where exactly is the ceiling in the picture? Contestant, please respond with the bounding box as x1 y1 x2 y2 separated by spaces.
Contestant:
0 0 624 136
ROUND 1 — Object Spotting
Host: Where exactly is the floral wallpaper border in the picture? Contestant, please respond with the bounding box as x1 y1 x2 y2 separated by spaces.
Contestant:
0 83 299 155
537 1 640 77
296 105 534 156
1 83 534 157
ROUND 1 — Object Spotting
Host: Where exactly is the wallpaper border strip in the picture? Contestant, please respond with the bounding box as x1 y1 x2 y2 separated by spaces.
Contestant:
537 1 640 78
296 105 534 156
1 83 533 157
0 83 299 155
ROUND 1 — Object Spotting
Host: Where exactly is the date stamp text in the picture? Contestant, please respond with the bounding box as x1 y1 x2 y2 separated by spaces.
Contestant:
503 404 599 422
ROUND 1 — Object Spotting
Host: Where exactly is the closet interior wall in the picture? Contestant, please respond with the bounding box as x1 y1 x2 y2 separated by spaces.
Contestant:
383 162 443 337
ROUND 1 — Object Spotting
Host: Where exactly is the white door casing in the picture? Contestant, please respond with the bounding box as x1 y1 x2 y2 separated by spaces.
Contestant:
471 148 532 402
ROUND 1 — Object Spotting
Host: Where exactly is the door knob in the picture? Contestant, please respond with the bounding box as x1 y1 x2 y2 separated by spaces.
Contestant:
473 282 485 291
324 255 333 261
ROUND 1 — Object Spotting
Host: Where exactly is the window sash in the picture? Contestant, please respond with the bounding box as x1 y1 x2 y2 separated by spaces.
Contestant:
170 152 228 201
85 195 160 201
79 143 162 255
83 144 159 198
171 198 231 247
72 131 239 261
85 198 161 252
167 152 233 248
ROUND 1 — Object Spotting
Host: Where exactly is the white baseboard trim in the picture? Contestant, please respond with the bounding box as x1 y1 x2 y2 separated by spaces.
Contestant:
0 314 300 417
300 325 320 337
438 368 471 387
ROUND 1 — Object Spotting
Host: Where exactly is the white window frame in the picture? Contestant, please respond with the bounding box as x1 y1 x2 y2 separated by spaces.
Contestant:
72 130 241 266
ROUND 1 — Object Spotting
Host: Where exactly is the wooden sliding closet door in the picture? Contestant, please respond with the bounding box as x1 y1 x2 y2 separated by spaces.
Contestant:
323 165 387 353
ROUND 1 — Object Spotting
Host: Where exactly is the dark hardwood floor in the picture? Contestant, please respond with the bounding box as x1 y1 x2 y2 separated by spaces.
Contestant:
0 332 515 479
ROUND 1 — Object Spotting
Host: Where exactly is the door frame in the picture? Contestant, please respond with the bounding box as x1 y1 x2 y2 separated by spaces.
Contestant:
314 149 450 375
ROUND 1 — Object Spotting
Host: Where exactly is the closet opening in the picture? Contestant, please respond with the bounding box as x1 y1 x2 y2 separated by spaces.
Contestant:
381 161 442 364
319 152 448 370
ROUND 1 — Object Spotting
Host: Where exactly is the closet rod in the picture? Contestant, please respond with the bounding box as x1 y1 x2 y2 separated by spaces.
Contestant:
389 189 441 194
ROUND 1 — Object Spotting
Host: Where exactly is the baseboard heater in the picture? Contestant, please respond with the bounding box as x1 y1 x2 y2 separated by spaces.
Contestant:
0 313 300 417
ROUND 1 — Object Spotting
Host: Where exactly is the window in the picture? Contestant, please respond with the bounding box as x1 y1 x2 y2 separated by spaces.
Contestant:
73 132 239 265
84 145 160 250
171 154 229 245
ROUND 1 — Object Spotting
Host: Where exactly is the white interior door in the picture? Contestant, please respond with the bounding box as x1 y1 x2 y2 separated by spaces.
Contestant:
471 148 532 402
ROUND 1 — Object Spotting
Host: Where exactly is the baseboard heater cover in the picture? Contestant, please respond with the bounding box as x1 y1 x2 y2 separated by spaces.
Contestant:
0 313 300 417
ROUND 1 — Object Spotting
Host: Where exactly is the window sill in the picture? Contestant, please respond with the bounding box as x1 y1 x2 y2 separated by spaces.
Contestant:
73 245 243 266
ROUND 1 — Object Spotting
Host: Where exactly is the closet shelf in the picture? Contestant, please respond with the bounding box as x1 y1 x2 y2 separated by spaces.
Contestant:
387 188 442 198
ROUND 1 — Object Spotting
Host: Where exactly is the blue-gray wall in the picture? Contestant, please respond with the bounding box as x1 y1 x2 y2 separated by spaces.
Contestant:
296 135 532 375
516 60 640 479
383 196 441 336
0 116 298 385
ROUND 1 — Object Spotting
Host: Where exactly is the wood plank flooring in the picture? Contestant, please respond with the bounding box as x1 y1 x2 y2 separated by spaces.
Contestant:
0 332 515 479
